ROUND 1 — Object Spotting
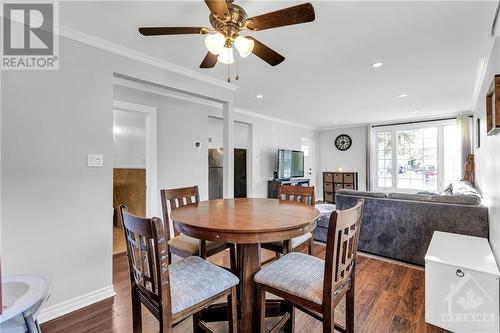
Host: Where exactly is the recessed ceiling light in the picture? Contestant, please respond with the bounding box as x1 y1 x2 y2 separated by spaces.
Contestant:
371 62 384 68
333 121 338 124
256 94 264 99
398 94 408 98
413 110 419 114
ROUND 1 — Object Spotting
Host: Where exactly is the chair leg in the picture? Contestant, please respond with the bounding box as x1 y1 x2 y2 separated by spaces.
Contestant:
308 239 313 255
257 285 266 333
284 301 295 333
322 305 333 333
346 279 355 333
131 289 142 333
192 312 203 333
229 244 237 273
228 287 238 333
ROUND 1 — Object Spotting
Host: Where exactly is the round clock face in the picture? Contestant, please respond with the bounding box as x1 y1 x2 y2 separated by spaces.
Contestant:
335 134 352 151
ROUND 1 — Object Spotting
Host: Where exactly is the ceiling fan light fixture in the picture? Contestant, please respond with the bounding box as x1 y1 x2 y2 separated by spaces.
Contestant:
205 32 226 55
217 47 235 64
234 36 254 58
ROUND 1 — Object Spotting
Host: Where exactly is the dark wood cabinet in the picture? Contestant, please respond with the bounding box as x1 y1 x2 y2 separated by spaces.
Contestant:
323 172 358 204
268 179 310 199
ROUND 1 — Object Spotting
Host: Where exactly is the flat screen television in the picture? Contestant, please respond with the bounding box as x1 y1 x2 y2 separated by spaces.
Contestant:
277 149 304 179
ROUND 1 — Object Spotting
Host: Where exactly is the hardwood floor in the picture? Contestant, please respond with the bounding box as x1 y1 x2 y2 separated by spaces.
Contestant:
41 244 447 333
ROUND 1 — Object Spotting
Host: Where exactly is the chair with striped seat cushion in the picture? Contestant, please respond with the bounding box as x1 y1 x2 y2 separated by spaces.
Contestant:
161 186 236 270
262 185 316 256
255 199 365 333
169 256 239 314
119 205 238 333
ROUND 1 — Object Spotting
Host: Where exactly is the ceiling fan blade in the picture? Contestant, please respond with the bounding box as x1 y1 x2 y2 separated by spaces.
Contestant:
139 27 209 36
247 37 285 66
200 52 218 68
246 3 315 31
204 0 230 20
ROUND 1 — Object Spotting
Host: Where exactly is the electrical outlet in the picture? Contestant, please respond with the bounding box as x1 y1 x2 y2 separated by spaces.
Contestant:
88 154 103 167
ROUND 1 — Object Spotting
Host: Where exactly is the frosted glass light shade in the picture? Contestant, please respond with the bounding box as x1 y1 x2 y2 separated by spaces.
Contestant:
205 32 225 55
234 36 254 58
217 47 235 64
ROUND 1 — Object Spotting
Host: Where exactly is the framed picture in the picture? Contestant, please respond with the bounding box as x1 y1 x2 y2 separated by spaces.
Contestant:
477 118 481 148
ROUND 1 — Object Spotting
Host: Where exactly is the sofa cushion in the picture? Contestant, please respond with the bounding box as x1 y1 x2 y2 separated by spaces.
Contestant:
336 189 387 198
387 193 432 202
427 195 481 206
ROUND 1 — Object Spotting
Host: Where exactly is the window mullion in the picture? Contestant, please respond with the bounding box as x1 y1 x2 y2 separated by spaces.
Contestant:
392 129 397 190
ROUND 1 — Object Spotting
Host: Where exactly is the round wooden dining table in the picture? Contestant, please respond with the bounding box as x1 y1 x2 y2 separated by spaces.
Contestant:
171 198 320 333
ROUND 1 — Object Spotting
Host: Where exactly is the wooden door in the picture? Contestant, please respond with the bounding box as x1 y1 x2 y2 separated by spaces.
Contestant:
113 168 146 225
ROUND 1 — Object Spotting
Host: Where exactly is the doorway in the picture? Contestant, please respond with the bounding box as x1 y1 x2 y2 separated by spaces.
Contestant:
208 148 247 199
112 100 158 255
208 117 251 199
301 138 315 188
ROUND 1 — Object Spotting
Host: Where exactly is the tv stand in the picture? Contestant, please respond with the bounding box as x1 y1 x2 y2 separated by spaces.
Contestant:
267 178 311 199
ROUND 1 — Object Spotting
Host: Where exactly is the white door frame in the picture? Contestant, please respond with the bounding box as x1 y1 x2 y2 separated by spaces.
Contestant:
301 138 316 189
113 100 159 217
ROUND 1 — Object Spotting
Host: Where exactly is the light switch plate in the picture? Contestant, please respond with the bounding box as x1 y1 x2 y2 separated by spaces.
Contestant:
88 154 103 167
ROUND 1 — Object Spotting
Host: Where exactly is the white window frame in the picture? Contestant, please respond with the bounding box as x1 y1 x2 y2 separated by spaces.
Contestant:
371 119 457 193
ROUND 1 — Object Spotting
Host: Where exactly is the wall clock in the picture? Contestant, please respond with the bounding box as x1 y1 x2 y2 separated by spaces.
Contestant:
335 134 352 151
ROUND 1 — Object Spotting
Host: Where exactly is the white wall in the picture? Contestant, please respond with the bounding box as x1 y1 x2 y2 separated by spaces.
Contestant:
316 126 367 198
2 39 115 314
113 109 146 168
473 37 500 261
207 116 250 149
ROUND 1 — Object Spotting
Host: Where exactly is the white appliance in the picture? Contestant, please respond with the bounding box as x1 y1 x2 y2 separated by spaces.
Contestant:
425 231 500 332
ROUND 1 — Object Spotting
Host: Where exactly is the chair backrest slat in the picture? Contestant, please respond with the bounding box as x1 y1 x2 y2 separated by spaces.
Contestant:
323 199 364 304
119 205 171 317
278 185 315 206
160 186 200 238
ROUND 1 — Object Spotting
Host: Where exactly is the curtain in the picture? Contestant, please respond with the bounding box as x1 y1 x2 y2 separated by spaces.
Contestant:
457 113 472 178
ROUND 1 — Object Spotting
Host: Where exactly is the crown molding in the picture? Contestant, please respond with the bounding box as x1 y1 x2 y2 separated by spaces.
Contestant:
113 76 315 130
316 123 370 131
57 24 238 92
472 57 490 108
233 108 315 130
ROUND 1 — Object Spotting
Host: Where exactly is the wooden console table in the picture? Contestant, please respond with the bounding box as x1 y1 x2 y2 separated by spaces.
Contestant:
267 178 311 198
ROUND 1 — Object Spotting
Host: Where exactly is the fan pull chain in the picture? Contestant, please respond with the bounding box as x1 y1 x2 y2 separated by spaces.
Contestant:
227 48 231 83
235 58 240 81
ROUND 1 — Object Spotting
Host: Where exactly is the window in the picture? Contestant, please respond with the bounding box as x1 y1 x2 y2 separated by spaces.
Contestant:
372 121 460 192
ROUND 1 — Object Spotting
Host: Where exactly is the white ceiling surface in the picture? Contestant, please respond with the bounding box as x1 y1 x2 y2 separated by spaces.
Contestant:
60 1 498 129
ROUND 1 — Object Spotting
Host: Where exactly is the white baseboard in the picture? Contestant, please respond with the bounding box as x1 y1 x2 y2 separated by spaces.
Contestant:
37 285 116 324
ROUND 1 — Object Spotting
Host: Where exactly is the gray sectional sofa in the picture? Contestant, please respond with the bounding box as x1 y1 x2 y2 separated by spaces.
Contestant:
313 181 489 266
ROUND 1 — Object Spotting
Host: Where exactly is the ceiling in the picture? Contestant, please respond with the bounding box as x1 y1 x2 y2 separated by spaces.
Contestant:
60 1 498 129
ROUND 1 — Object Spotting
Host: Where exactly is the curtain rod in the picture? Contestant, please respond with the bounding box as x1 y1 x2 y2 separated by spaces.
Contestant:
371 115 473 128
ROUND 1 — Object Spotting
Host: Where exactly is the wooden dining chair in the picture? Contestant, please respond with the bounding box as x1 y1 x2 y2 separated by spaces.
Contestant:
160 186 236 268
118 205 239 333
262 185 316 256
255 199 365 333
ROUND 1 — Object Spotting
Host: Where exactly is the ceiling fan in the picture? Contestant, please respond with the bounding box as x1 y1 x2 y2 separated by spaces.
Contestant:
138 0 315 71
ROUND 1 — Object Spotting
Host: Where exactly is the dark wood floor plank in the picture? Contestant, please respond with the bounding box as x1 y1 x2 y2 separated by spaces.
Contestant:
40 245 448 333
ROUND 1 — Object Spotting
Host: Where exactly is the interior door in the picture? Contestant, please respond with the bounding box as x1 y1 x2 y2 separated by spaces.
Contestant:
301 140 315 187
